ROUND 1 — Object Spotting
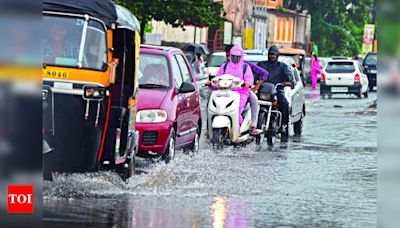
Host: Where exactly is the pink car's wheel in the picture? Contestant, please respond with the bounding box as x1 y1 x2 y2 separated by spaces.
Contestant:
162 129 176 163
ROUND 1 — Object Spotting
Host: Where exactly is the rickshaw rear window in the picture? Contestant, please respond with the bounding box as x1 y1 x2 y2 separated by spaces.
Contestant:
43 15 107 71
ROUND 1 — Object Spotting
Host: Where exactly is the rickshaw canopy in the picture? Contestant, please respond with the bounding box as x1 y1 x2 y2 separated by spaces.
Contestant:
115 5 141 32
279 48 306 56
43 0 117 27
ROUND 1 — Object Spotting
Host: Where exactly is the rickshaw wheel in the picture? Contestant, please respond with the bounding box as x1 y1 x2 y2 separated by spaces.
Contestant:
118 156 136 181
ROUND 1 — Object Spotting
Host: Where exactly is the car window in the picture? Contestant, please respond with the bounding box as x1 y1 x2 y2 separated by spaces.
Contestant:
364 54 377 66
325 62 356 73
293 68 301 82
209 55 226 67
175 55 193 83
171 56 184 89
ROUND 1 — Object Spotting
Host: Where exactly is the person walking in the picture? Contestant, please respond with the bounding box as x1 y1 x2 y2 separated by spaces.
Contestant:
310 53 322 90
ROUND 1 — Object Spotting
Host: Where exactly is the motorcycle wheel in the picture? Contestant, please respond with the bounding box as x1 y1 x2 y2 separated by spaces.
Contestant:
255 112 266 145
266 134 275 147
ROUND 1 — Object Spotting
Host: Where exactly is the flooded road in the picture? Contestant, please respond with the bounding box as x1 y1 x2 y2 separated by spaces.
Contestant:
44 88 377 228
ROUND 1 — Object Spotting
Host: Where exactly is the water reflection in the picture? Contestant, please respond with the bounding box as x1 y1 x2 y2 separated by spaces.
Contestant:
211 197 227 228
226 198 247 228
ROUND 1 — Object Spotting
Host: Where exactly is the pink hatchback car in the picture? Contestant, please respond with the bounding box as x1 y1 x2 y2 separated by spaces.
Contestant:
136 45 202 162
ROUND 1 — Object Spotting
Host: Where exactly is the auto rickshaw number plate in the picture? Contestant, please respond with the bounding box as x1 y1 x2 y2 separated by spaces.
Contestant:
43 69 70 79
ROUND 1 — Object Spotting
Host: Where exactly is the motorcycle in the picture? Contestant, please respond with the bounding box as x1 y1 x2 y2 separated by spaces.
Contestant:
207 74 252 148
255 82 287 147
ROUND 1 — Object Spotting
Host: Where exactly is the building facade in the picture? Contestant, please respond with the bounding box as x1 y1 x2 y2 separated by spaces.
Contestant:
255 0 311 51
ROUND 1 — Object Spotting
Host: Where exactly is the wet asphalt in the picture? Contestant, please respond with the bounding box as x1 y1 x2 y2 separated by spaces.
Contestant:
43 87 377 228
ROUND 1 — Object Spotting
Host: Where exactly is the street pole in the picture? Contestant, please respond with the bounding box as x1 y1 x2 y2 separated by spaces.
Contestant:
194 26 197 43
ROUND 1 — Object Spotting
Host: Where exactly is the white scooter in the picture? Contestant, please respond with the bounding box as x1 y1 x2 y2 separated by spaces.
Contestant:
207 74 252 147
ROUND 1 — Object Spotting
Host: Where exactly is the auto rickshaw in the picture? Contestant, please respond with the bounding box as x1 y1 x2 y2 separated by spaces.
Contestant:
42 0 140 179
279 47 306 83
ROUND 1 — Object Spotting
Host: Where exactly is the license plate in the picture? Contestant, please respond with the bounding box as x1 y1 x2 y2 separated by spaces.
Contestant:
43 69 70 79
370 70 377 74
331 87 348 92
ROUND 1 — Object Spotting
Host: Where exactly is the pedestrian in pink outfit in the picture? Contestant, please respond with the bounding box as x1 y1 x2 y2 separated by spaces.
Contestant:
215 45 254 125
310 53 322 90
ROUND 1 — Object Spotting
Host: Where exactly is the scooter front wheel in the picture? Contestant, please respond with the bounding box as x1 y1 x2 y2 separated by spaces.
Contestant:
212 128 225 150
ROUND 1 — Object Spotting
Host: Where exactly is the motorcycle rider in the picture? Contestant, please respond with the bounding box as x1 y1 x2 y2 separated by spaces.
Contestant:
257 46 295 142
213 45 254 128
224 44 269 135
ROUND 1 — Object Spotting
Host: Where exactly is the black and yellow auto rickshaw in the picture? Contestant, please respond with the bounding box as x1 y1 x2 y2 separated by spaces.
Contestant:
279 47 306 82
42 0 140 179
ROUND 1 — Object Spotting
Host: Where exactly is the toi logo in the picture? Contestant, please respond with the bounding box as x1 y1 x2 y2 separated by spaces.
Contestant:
8 185 34 213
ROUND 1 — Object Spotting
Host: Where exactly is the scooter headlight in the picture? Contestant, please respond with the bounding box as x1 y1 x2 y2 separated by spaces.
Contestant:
259 93 271 101
218 79 233 88
136 109 167 123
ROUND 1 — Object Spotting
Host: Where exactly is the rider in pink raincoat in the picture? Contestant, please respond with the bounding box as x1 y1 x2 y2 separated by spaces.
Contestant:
215 45 254 125
310 53 322 90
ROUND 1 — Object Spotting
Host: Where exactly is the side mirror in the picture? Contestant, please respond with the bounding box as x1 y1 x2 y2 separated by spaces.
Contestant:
179 82 196 93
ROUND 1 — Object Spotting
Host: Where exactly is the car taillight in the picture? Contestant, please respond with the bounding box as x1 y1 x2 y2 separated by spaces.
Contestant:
354 73 360 82
321 73 326 81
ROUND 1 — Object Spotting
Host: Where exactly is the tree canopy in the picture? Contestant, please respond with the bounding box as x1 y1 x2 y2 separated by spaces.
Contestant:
284 0 376 56
117 0 224 40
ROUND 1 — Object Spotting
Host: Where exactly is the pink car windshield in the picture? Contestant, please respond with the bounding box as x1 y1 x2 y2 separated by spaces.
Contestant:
139 53 170 88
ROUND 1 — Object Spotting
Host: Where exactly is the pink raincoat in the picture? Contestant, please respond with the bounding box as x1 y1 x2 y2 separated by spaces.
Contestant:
310 55 322 90
215 45 254 125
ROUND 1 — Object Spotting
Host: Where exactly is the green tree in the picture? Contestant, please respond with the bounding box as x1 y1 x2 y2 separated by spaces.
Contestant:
117 0 224 41
284 0 375 56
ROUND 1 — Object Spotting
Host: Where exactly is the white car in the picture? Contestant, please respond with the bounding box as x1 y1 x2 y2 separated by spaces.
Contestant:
320 60 369 99
205 52 226 80
281 57 306 135
244 54 268 65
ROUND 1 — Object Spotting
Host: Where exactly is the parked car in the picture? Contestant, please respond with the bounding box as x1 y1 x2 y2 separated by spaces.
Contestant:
320 60 369 99
362 52 377 91
280 57 306 135
206 52 226 80
137 45 202 162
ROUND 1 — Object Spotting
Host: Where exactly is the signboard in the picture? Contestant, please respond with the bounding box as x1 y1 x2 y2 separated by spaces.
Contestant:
244 28 254 50
224 22 233 45
362 24 375 54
